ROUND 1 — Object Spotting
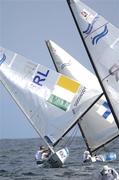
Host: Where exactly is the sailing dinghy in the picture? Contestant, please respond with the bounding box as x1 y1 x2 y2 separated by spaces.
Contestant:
0 47 101 167
46 40 119 159
66 0 119 129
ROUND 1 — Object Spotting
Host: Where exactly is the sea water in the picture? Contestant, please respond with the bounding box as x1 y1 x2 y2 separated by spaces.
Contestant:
0 137 119 180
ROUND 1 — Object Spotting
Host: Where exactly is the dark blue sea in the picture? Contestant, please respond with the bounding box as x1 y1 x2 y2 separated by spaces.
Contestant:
0 137 119 180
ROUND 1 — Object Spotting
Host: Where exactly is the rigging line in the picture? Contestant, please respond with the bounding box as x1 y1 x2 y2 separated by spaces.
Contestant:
61 126 74 146
65 125 78 147
59 125 78 148
70 126 78 147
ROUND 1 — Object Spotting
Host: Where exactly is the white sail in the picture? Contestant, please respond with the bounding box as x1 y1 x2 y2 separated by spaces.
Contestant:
46 40 119 152
0 47 101 148
67 0 119 125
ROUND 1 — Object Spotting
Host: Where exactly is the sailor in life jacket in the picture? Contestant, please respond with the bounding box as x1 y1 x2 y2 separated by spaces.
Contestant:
97 165 119 180
83 150 92 162
83 150 105 163
35 146 51 164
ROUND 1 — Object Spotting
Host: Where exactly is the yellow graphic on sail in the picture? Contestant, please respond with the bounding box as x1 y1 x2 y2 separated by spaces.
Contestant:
48 75 80 111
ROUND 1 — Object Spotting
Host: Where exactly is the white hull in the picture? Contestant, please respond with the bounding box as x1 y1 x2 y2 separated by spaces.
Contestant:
37 148 69 168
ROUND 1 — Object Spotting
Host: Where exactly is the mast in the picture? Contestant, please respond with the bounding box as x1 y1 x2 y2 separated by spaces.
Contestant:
77 121 91 154
66 0 119 130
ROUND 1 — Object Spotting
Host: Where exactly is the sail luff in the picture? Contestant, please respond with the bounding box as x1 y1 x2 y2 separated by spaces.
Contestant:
45 40 59 73
66 0 119 130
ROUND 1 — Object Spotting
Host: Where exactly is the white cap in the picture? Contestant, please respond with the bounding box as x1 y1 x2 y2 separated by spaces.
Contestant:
84 151 90 154
102 165 110 174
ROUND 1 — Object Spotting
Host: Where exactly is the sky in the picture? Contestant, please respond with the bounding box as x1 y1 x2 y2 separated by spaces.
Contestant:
0 0 119 139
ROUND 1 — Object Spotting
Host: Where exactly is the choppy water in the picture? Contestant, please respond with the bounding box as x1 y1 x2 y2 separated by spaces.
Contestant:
0 137 119 180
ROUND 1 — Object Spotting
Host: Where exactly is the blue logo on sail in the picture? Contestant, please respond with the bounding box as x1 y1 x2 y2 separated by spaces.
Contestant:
102 102 111 119
0 53 6 65
92 24 108 45
83 15 109 45
83 16 99 35
97 101 112 121
61 60 71 70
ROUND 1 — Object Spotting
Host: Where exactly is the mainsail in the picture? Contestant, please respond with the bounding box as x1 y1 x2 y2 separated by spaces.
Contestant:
0 47 100 149
67 0 119 129
46 40 119 152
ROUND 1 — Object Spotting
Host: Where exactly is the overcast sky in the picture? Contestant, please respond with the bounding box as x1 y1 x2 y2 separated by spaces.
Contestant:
0 0 119 139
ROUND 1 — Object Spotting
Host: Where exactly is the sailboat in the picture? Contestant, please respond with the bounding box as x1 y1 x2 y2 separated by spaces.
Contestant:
66 0 119 129
45 40 119 156
0 47 101 167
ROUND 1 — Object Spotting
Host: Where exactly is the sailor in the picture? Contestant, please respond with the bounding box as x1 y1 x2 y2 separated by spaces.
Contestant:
83 150 92 163
35 146 51 164
41 147 51 160
98 165 119 180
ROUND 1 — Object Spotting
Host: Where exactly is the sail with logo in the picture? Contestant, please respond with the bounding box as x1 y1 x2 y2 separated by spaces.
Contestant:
0 47 101 167
46 40 119 153
66 0 119 129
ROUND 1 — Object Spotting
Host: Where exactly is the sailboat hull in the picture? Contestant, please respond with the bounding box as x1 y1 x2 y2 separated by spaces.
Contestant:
47 153 63 168
47 148 69 168
37 148 69 168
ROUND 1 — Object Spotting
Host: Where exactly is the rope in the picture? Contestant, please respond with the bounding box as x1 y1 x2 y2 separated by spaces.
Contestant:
60 125 78 148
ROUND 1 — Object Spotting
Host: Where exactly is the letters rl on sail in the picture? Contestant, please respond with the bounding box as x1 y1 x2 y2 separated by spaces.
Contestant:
48 75 80 111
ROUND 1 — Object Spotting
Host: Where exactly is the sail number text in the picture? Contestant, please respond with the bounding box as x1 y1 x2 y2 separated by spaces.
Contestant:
33 69 49 86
